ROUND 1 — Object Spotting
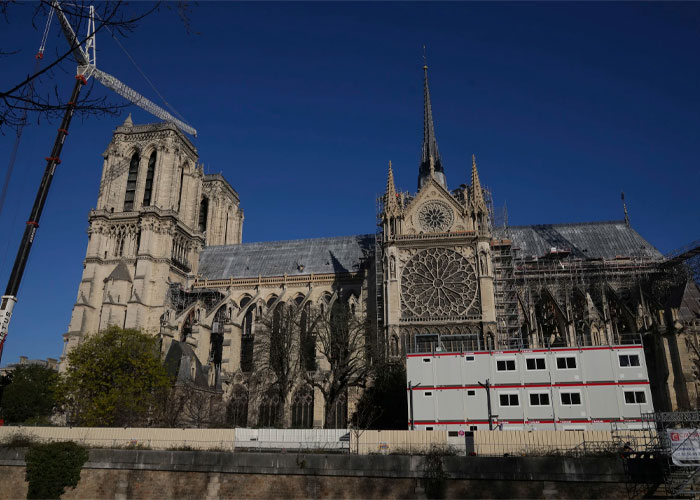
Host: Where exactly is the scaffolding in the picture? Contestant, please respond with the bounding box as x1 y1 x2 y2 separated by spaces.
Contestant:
639 411 700 498
491 238 521 348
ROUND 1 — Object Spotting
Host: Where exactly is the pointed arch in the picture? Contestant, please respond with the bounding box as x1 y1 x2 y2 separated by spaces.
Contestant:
142 151 157 206
210 306 226 367
301 301 316 372
226 385 249 428
291 385 314 429
123 152 140 211
239 295 254 372
199 196 209 233
257 387 282 428
270 300 285 369
326 391 347 429
181 309 195 342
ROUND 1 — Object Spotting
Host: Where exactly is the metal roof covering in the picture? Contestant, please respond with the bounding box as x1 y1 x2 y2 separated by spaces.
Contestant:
509 221 662 260
198 234 375 280
197 221 661 280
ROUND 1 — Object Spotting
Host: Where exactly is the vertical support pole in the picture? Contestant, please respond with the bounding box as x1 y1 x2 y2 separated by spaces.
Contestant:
479 379 493 430
409 381 414 430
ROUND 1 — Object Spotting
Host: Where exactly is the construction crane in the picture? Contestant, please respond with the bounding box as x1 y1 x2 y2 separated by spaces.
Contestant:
0 1 197 362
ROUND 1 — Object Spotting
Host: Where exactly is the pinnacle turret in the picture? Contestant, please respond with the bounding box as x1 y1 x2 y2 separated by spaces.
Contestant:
384 161 399 216
418 63 446 190
471 154 485 209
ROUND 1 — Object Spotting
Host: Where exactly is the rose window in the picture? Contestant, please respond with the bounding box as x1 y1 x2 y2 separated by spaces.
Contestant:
401 248 479 319
417 201 454 232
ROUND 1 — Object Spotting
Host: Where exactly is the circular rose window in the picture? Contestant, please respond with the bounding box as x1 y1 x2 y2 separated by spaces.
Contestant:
417 200 454 232
401 247 478 319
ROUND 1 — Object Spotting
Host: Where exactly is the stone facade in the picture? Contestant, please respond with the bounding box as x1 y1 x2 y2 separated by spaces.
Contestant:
63 120 242 357
62 68 700 427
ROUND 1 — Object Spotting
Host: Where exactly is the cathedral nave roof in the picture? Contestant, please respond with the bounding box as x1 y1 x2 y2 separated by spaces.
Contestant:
198 234 375 280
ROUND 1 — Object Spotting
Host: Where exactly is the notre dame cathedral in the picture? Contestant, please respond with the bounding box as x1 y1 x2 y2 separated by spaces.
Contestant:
62 65 700 428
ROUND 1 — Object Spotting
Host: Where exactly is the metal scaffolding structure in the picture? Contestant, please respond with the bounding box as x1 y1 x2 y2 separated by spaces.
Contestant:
638 411 700 498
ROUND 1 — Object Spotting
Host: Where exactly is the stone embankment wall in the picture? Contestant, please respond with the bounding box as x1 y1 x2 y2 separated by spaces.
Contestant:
0 448 662 499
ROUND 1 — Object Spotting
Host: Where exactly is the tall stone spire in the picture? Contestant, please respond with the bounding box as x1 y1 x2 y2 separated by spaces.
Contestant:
418 57 446 190
471 154 485 209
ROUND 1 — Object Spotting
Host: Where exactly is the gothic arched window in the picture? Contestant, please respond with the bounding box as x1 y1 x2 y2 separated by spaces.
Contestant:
301 302 316 372
199 196 209 233
270 301 285 370
257 388 281 428
226 385 249 428
142 151 156 206
330 301 349 364
210 307 226 368
123 152 140 211
327 391 347 429
291 386 314 429
240 296 254 372
116 234 125 257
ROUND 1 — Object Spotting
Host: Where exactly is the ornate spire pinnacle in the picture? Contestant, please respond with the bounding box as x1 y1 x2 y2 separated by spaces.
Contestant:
471 154 485 208
621 191 630 226
418 51 446 190
384 161 399 216
123 113 133 127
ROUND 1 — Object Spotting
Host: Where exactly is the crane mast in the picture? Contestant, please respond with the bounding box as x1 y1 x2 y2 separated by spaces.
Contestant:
0 1 197 362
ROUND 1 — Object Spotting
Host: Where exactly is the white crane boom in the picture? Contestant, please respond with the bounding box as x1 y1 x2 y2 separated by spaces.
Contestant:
52 0 197 136
53 0 90 67
93 68 197 136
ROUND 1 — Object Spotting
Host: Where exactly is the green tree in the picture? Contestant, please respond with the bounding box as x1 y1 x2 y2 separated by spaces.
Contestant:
352 362 408 430
0 364 58 425
56 326 171 427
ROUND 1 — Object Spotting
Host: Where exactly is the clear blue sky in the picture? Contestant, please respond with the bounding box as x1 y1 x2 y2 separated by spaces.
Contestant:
0 2 698 366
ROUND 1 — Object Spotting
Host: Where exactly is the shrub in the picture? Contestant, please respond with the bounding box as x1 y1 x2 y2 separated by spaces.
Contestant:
423 446 451 499
24 441 88 499
0 432 36 448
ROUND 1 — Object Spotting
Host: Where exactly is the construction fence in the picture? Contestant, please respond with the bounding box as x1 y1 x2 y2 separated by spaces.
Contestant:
0 426 656 457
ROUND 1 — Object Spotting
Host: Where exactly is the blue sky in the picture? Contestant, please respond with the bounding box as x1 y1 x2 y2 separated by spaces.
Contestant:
0 2 698 366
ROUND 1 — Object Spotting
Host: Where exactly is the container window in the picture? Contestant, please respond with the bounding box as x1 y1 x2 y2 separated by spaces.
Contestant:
560 392 582 405
624 390 646 404
526 357 546 370
619 354 641 367
496 359 516 371
556 356 577 369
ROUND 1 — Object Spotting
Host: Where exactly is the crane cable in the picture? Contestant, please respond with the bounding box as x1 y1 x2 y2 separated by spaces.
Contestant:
0 7 54 221
94 10 190 125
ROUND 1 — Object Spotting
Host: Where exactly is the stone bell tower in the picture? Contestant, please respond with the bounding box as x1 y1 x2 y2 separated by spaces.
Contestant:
62 117 242 363
379 64 497 357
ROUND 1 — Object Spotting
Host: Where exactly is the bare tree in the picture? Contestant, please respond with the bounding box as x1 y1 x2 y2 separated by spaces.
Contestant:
155 382 221 428
304 302 374 429
251 302 302 427
0 1 192 134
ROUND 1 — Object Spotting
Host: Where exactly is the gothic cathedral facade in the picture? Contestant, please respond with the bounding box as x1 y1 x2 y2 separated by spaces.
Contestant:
63 65 699 427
